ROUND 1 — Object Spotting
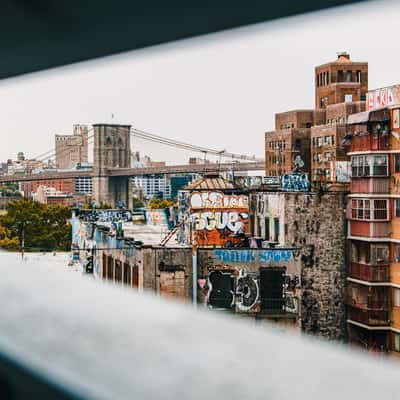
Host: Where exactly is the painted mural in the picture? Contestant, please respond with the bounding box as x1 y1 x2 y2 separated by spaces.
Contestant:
197 248 301 315
189 191 249 247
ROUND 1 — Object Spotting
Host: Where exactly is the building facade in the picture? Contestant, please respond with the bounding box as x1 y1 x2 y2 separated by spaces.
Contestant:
55 124 89 170
132 174 171 200
265 53 368 183
315 52 368 109
345 91 400 355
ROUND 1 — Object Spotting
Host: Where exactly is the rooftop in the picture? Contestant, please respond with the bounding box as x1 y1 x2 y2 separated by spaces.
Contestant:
184 174 236 190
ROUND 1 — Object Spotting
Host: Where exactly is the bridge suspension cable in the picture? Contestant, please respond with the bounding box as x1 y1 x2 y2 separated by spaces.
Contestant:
130 127 263 162
30 125 263 164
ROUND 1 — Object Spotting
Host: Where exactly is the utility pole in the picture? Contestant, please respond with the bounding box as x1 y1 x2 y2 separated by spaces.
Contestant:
21 223 24 260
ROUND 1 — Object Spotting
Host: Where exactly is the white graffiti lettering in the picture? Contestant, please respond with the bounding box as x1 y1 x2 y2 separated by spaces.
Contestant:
191 211 247 233
190 191 248 209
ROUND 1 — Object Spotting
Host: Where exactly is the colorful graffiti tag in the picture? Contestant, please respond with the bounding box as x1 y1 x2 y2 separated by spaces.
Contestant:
189 191 249 246
213 249 294 264
281 173 310 192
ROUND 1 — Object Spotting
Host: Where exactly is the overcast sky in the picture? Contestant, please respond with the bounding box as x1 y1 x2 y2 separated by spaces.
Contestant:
0 0 398 165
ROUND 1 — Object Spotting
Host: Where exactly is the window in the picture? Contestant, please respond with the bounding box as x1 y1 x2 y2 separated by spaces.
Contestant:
324 152 332 161
325 169 331 179
344 94 353 103
346 70 352 82
351 199 370 220
351 155 388 177
274 217 280 243
394 288 400 308
371 245 389 264
394 154 400 173
317 137 322 147
265 217 270 240
317 153 322 163
394 333 400 352
338 70 344 82
351 199 389 221
395 199 400 218
324 136 331 145
356 70 361 82
373 199 389 220
394 244 400 263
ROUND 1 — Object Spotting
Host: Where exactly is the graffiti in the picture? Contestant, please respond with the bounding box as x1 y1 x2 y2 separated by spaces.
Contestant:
213 249 294 264
284 292 299 314
207 270 235 309
281 173 310 192
190 191 248 209
335 161 351 183
75 209 132 223
191 211 248 233
263 176 280 185
204 266 299 314
145 209 168 226
233 176 264 188
236 269 259 312
366 85 400 111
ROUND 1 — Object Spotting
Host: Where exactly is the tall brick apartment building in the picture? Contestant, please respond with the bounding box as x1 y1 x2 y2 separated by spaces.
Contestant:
265 53 368 183
55 124 89 169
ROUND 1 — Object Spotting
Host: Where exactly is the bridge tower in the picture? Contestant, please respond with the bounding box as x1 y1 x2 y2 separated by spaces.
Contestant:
92 124 132 209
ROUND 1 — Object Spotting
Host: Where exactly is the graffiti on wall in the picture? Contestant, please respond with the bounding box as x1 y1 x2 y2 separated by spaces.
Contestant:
198 248 300 314
281 173 310 192
335 161 351 183
213 249 294 264
75 209 133 223
190 192 248 209
145 209 168 226
190 191 249 247
366 85 400 111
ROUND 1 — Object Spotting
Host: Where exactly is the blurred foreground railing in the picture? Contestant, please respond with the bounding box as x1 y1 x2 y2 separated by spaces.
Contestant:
0 258 399 400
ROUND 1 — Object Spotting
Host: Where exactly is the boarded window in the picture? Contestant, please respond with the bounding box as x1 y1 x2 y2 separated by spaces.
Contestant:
208 271 234 309
259 267 285 312
123 263 131 287
102 253 107 279
132 265 139 288
115 260 122 282
107 256 113 280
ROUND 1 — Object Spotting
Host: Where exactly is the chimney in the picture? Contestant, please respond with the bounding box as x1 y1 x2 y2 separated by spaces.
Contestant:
337 51 350 61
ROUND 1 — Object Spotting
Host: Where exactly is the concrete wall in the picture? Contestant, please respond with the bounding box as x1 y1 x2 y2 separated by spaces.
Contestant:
284 192 347 339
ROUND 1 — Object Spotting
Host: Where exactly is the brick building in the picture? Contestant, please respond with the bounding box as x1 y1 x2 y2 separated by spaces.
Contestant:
345 85 400 356
265 53 368 183
265 110 316 176
55 124 88 169
20 178 75 197
315 52 368 109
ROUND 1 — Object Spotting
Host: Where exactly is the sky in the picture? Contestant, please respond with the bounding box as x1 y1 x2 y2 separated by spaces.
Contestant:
0 0 398 165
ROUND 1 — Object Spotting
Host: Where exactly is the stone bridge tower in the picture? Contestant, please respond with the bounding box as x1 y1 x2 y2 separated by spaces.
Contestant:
92 124 132 209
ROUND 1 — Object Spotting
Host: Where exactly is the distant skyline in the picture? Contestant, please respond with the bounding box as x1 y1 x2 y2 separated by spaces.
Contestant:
0 0 397 165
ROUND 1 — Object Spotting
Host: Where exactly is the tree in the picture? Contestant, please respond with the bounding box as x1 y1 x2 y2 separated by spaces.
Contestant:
132 196 144 209
149 198 177 209
0 199 72 251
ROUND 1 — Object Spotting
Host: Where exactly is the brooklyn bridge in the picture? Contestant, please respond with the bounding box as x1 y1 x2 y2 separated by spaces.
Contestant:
0 123 265 207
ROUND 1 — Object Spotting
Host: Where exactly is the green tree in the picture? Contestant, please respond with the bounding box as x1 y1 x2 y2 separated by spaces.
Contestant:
149 198 177 209
132 197 144 209
0 199 72 251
